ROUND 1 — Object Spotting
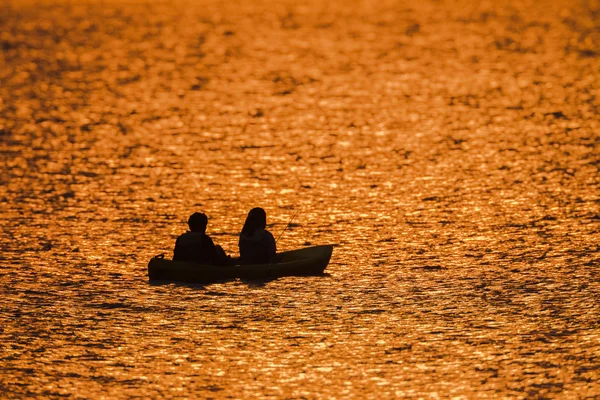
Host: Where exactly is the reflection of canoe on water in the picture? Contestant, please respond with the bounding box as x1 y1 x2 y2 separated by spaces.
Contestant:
147 245 334 283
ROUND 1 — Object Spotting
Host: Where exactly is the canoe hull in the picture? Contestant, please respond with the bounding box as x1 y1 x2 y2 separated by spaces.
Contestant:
147 245 333 283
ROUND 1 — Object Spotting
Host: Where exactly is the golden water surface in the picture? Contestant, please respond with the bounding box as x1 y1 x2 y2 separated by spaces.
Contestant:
1 0 600 398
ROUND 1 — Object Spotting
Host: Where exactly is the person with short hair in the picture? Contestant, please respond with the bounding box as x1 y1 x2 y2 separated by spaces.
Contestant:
238 207 276 265
174 212 230 265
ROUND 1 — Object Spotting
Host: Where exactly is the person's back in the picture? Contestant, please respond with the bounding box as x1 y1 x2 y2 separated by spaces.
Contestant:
173 230 216 264
238 207 276 265
173 212 230 265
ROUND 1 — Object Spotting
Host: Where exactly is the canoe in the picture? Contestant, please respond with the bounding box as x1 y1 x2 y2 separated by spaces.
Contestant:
147 245 333 283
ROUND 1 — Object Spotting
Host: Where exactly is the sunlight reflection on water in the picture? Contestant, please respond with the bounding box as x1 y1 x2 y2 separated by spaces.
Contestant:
1 0 600 398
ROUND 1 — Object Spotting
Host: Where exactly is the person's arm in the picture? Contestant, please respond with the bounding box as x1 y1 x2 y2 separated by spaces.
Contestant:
173 236 181 261
266 231 277 263
205 235 217 263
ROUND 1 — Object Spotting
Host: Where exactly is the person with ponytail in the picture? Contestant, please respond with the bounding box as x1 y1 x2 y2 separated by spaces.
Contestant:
238 207 276 265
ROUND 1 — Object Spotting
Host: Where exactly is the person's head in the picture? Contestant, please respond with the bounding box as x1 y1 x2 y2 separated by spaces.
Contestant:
188 212 208 233
241 207 267 236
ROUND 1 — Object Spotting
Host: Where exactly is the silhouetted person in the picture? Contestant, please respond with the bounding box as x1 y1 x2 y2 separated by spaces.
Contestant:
174 212 230 265
238 207 277 264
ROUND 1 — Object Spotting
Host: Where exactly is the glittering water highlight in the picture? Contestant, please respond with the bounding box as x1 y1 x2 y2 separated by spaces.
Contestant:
1 0 599 397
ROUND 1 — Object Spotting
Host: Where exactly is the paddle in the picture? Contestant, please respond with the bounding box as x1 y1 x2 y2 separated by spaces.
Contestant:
276 210 300 244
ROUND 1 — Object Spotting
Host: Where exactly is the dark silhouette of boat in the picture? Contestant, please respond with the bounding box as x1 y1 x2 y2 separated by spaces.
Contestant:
147 245 333 283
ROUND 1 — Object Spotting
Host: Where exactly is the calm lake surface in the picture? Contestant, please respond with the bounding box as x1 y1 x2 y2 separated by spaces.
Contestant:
1 0 599 398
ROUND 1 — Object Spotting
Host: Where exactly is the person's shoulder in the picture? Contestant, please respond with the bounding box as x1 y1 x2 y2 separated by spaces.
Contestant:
264 230 275 240
204 234 215 245
176 231 190 241
176 231 204 244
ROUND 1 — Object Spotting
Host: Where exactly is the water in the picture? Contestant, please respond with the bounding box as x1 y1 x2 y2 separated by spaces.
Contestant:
1 0 599 397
